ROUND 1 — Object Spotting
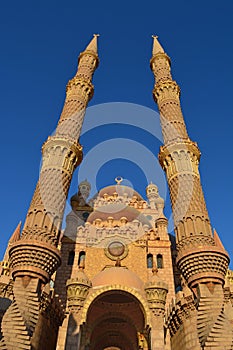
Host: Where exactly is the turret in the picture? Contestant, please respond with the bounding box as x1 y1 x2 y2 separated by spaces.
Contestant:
0 222 21 276
150 36 229 288
1 36 99 349
146 182 164 214
10 35 99 283
66 266 92 312
145 268 168 349
150 36 232 349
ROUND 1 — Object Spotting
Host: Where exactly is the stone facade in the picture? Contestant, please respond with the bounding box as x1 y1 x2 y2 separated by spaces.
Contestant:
0 36 233 350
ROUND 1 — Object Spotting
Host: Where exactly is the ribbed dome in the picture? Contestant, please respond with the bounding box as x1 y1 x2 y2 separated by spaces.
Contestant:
92 267 144 290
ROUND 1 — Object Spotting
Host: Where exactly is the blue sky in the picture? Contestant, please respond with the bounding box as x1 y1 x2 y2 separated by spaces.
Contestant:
0 1 232 267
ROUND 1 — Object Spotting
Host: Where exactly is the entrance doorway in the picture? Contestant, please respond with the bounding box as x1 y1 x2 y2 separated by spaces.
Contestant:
83 290 148 350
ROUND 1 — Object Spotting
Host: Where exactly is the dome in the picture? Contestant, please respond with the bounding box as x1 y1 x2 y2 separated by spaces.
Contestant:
146 182 158 192
92 267 144 290
99 184 143 200
67 268 92 288
145 269 168 290
79 179 91 190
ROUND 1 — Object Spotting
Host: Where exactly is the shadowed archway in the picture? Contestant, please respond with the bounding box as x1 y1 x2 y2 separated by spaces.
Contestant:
82 290 149 350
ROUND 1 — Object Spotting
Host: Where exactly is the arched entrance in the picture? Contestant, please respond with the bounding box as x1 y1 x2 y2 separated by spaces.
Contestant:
81 290 149 350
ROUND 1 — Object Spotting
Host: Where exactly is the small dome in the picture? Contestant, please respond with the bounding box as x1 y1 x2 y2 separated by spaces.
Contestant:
67 268 92 288
145 269 168 291
92 267 144 290
146 182 158 192
156 215 168 223
79 179 91 190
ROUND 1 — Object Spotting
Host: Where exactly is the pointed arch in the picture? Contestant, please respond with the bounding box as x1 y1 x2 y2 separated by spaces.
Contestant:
157 254 163 269
147 253 153 268
78 251 86 266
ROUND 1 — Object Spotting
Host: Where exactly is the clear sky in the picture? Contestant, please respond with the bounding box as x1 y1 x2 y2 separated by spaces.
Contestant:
0 1 232 267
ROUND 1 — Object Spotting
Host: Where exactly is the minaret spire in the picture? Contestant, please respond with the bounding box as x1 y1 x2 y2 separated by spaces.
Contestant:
150 37 231 348
150 36 229 284
0 36 99 349
8 221 21 244
83 33 99 54
152 35 165 55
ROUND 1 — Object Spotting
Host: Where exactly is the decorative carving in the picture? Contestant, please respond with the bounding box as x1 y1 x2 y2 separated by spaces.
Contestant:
9 240 61 284
166 291 196 337
176 234 215 252
153 80 180 103
145 269 168 315
196 283 233 349
0 261 10 277
66 78 94 102
0 277 41 349
66 269 91 311
41 136 83 172
0 280 13 299
177 247 229 287
159 141 201 178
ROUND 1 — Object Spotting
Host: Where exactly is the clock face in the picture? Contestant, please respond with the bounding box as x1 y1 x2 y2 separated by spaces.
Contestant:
108 241 125 257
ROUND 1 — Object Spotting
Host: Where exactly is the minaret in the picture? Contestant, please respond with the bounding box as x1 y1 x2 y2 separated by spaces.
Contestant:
150 36 232 348
0 35 99 349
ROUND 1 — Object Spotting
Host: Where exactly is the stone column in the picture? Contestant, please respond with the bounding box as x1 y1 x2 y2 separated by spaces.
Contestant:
145 269 168 350
63 268 92 350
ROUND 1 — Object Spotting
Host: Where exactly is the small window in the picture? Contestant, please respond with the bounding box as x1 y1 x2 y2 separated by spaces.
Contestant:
78 251 86 266
147 253 153 268
68 251 75 265
157 254 163 269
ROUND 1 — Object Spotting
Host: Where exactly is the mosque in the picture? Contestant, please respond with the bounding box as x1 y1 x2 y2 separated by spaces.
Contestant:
0 35 232 350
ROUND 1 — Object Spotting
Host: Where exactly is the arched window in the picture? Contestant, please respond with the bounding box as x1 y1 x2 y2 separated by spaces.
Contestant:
147 253 153 268
67 251 75 265
157 254 163 269
78 251 86 266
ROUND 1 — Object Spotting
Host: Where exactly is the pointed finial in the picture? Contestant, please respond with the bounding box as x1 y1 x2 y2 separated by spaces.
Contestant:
84 34 100 54
152 35 165 56
9 221 21 244
213 228 226 251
